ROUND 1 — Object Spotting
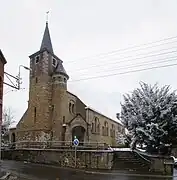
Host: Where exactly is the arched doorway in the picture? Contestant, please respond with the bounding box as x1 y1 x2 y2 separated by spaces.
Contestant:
72 126 85 145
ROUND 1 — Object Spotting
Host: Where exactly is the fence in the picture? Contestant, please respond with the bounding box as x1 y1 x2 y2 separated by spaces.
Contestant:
6 141 108 150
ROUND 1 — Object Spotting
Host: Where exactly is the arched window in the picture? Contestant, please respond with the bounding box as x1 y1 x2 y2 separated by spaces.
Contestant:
95 117 100 134
91 122 94 132
72 104 75 114
94 117 97 133
91 117 100 134
97 123 100 134
69 103 72 113
104 121 109 136
69 101 75 114
110 124 115 137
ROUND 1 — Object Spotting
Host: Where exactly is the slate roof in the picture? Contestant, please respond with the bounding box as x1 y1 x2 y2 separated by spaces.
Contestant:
54 61 69 79
40 22 54 54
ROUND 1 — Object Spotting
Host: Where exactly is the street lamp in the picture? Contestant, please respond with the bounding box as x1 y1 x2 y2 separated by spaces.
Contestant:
17 65 31 90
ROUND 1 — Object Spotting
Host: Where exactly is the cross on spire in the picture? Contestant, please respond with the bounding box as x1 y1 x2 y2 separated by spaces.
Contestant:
46 11 49 23
40 12 54 53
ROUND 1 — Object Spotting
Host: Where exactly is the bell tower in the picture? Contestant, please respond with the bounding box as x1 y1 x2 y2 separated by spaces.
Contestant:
27 21 59 136
17 15 70 142
26 17 69 141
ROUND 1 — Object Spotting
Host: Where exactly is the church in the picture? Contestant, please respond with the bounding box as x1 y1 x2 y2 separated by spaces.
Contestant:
11 22 124 147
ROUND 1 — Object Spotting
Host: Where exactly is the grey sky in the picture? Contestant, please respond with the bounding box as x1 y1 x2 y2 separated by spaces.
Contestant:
1 0 177 126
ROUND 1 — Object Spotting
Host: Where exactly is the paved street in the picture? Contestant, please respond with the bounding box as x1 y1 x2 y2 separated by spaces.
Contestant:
1 160 177 180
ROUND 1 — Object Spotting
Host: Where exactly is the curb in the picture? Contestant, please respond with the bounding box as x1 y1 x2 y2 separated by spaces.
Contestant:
84 170 174 178
28 162 175 178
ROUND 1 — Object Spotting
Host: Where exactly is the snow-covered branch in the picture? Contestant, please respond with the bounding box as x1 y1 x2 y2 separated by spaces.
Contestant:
120 82 177 155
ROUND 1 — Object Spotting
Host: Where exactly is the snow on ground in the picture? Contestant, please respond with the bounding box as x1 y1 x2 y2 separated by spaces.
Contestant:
136 148 146 152
112 148 132 151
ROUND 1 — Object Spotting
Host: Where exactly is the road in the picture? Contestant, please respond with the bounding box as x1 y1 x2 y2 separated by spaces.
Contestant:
1 160 176 180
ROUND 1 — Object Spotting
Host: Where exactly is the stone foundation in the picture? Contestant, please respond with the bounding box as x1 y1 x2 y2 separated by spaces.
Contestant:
2 149 113 170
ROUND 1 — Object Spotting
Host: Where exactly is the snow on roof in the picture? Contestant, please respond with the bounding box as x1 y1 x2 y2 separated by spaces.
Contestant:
85 106 123 126
67 91 124 126
9 121 18 129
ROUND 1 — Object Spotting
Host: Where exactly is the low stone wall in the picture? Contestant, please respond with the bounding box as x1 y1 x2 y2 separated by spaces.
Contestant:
133 150 174 175
2 149 113 170
2 149 174 175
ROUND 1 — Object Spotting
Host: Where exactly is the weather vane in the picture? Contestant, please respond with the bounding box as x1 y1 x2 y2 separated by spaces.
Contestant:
46 11 49 23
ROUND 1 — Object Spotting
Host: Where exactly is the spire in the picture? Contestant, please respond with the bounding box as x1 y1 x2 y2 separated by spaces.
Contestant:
54 61 69 80
40 22 54 53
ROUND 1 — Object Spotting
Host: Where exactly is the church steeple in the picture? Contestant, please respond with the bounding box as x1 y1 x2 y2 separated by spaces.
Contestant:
40 22 54 53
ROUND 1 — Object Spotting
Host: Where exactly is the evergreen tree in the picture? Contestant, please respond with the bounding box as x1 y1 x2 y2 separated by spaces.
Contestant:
120 82 177 154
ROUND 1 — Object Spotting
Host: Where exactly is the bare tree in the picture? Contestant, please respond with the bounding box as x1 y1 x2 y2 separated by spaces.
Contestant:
2 107 15 144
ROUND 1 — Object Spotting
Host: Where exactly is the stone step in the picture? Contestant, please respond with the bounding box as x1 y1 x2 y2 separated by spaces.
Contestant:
116 156 150 164
113 163 150 169
112 167 150 172
115 158 143 163
113 161 148 167
113 152 151 171
112 166 150 171
113 160 150 167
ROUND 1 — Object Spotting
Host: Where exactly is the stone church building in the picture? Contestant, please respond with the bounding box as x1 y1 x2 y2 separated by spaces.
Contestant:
12 22 124 147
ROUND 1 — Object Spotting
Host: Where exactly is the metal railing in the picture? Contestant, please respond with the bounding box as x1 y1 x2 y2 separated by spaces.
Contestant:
133 149 151 163
5 141 108 150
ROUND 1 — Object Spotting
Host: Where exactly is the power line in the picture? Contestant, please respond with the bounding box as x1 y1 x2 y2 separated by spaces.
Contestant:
69 62 177 82
4 90 15 95
69 49 177 73
66 35 177 64
72 56 177 76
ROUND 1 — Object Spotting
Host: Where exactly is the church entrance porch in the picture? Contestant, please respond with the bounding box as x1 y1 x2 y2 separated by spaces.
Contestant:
72 126 85 146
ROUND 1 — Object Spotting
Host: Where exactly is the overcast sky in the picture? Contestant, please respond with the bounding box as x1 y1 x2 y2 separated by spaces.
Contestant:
1 0 177 126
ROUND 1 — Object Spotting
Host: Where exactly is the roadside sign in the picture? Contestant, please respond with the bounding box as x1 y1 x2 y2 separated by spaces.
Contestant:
73 138 79 147
73 137 79 167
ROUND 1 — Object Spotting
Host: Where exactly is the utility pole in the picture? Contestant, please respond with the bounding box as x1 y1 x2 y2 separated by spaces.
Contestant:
0 65 31 177
3 65 31 90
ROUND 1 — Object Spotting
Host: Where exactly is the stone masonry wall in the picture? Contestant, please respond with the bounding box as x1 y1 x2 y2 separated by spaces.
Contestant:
16 51 52 142
2 149 113 170
2 149 174 175
87 108 123 146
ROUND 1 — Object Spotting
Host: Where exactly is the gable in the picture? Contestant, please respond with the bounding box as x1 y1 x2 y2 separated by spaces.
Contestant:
67 113 89 130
